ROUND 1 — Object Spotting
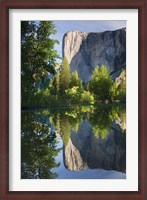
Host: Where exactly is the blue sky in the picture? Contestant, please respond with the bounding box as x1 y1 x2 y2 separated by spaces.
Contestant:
51 20 126 61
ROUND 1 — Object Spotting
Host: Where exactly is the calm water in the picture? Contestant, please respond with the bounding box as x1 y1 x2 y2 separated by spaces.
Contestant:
21 104 126 179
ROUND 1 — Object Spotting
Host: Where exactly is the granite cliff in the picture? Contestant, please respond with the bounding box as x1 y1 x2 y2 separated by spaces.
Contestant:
62 28 126 82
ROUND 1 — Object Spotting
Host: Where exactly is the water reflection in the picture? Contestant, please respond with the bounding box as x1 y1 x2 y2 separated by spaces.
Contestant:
21 103 126 179
21 112 61 179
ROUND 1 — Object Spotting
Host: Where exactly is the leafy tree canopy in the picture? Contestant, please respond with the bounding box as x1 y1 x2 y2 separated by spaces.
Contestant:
89 65 113 100
21 21 60 93
69 70 83 91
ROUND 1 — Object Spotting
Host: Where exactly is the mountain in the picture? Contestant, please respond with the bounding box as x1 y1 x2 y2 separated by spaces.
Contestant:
62 28 126 82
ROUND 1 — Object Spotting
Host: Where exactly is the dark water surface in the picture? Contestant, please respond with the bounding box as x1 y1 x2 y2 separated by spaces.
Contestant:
21 104 126 179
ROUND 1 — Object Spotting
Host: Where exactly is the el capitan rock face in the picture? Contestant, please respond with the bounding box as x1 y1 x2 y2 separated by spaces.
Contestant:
62 28 126 82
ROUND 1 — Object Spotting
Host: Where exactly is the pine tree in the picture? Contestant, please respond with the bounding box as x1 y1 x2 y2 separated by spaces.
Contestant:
69 70 83 91
59 56 70 95
52 71 60 95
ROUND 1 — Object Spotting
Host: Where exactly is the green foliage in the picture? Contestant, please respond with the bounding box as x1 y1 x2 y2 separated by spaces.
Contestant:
21 21 59 107
111 69 126 101
33 88 50 106
59 56 70 95
60 115 71 146
88 104 112 139
52 71 60 95
110 82 119 100
89 65 113 100
21 111 61 179
88 103 126 140
85 82 90 91
92 126 109 140
117 79 126 102
113 105 126 132
69 71 83 91
80 91 94 104
45 109 71 146
65 108 83 133
65 86 81 102
65 87 94 104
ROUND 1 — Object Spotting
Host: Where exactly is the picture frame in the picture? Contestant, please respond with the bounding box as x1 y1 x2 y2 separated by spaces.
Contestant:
0 0 146 199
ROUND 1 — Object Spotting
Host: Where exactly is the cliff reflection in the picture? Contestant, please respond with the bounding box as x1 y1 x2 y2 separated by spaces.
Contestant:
63 104 126 172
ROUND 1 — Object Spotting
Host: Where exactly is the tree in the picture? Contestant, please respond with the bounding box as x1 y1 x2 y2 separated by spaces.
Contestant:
65 86 81 103
21 21 59 107
110 82 119 100
80 91 94 104
52 71 60 95
89 65 113 100
59 56 70 95
111 69 126 102
69 70 83 91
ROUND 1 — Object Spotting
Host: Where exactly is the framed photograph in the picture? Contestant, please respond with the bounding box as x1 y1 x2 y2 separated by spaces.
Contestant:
0 0 146 199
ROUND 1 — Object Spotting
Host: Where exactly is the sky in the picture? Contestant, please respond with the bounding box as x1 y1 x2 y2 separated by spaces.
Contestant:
51 20 126 62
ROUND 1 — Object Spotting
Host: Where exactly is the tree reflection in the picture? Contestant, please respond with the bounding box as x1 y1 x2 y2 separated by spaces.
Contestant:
88 104 126 139
21 111 61 179
41 103 126 143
